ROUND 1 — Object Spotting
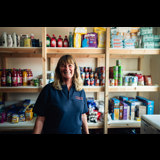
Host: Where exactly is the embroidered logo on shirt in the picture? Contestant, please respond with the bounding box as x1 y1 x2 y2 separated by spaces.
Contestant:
75 96 83 100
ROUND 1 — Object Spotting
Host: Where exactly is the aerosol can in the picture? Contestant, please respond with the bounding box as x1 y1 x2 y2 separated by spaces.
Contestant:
2 32 7 47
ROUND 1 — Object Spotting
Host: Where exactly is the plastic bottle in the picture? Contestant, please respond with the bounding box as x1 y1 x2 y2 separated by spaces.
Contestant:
69 32 73 47
6 69 12 87
1 68 6 86
0 69 2 86
18 69 22 86
46 34 51 47
17 69 21 86
12 32 17 47
57 35 63 47
22 69 28 86
12 68 17 86
7 35 13 47
24 35 31 47
63 35 69 47
2 32 7 47
51 34 57 47
27 69 33 85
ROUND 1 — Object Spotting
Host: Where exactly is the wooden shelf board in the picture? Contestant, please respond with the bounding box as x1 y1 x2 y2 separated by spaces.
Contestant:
109 48 160 55
1 86 158 93
0 47 42 54
0 86 42 93
107 120 141 128
0 118 103 131
88 121 104 129
83 86 105 92
109 85 159 92
47 47 105 54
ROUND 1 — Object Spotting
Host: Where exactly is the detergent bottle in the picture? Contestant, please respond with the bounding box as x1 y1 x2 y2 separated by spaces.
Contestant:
51 34 57 47
46 34 51 47
57 35 63 47
7 35 13 47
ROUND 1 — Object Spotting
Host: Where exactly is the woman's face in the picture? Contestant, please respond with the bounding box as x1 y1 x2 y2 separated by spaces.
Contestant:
59 63 75 81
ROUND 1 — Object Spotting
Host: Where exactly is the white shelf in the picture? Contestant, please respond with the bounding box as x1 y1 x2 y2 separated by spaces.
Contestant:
109 85 159 92
108 119 141 128
88 121 103 129
0 86 42 93
0 118 36 131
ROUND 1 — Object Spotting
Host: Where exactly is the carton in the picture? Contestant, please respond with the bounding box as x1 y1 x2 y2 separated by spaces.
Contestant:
125 100 136 120
120 101 130 120
119 96 128 102
136 96 154 115
109 98 120 120
135 105 146 118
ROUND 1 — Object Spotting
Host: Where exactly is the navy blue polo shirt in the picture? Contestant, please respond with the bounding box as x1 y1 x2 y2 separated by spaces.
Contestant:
33 83 88 134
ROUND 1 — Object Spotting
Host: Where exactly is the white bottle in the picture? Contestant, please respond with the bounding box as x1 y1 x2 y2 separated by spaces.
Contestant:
12 32 17 47
2 32 7 47
7 35 13 47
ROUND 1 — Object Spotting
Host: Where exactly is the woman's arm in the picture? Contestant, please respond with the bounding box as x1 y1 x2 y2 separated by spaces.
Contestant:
33 116 45 134
82 114 89 134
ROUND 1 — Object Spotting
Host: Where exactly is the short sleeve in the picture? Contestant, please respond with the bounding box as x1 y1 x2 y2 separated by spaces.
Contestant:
82 89 88 114
33 84 50 116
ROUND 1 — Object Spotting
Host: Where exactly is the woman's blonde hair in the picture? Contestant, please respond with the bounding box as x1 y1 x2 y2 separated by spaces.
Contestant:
53 55 83 91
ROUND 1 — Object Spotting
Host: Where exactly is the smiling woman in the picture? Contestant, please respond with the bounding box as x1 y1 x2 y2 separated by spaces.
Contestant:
33 55 89 134
53 55 83 91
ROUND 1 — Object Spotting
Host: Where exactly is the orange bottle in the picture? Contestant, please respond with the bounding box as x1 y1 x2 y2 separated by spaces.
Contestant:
22 69 27 86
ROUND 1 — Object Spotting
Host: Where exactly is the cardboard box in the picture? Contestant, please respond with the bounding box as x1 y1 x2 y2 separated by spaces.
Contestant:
136 96 154 115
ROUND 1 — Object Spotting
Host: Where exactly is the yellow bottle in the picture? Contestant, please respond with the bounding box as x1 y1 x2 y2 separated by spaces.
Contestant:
23 69 27 86
24 35 31 47
25 108 33 121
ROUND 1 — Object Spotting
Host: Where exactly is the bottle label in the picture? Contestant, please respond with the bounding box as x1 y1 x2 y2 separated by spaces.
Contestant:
7 76 11 83
58 41 62 47
23 77 27 83
1 77 6 84
12 77 17 84
64 41 68 47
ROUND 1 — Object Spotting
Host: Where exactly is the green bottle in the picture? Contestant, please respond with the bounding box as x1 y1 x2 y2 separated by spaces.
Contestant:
46 34 51 47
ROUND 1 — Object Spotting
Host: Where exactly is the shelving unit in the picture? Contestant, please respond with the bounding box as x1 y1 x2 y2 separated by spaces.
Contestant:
104 27 160 134
0 27 160 133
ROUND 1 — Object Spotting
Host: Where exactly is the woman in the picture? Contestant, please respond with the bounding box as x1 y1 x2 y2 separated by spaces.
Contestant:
33 55 89 134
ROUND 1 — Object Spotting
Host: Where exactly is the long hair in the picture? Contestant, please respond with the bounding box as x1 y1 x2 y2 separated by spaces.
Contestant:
53 55 83 91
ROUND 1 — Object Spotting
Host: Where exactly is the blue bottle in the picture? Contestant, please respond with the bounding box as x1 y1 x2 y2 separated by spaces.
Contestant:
69 32 73 47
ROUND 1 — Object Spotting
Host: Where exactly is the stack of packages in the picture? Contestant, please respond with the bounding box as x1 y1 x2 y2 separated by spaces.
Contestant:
141 27 160 48
73 27 106 48
109 96 154 121
110 34 123 48
110 27 140 48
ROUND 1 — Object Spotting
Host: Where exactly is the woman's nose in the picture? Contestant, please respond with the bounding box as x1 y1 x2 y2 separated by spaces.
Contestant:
65 65 69 70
